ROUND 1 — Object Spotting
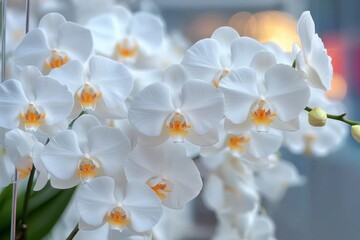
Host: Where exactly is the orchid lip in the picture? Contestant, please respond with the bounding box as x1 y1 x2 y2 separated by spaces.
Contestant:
166 112 191 143
147 176 174 200
76 83 102 111
251 100 276 132
20 103 46 131
77 155 100 183
106 204 130 231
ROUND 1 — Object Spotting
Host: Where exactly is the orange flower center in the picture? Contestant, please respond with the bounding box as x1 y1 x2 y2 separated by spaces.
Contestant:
76 83 102 111
77 156 99 182
147 177 173 200
251 100 276 132
115 38 139 62
166 112 191 143
20 103 46 131
228 135 251 157
106 206 130 231
45 50 69 70
212 69 230 88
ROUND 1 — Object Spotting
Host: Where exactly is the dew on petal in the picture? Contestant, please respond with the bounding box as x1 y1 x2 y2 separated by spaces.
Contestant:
76 83 102 111
147 176 173 199
45 49 69 70
77 155 99 183
166 112 191 143
106 205 130 231
115 38 139 63
20 103 46 131
251 100 276 132
228 134 251 157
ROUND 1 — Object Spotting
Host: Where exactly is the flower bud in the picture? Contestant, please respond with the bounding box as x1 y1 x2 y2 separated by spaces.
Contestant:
308 107 327 127
351 125 360 143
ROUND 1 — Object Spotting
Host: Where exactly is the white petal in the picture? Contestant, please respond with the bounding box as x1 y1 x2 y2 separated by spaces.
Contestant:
271 117 300 132
35 76 74 125
219 67 259 124
122 181 162 233
125 146 163 182
88 126 131 177
50 174 80 189
129 82 174 136
297 11 315 55
224 117 253 134
249 50 277 77
77 176 116 227
231 37 266 67
0 153 14 188
89 56 133 108
211 26 240 51
39 13 67 48
181 39 222 82
163 145 203 209
86 14 119 56
202 174 224 211
5 129 35 168
0 80 28 129
19 66 42 102
32 142 48 191
41 130 83 180
130 12 164 54
265 64 310 121
48 60 84 94
162 64 188 108
58 22 93 62
181 80 224 135
186 127 219 147
307 34 333 90
247 130 283 158
14 29 51 71
71 115 101 153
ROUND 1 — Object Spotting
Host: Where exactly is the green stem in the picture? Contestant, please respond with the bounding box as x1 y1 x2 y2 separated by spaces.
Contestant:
17 166 35 240
68 111 86 129
304 106 360 126
66 223 79 240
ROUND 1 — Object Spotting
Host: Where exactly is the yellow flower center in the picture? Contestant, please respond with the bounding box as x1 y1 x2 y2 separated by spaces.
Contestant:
76 83 102 111
45 49 69 70
115 38 139 62
228 135 251 157
251 100 276 132
147 177 173 200
106 206 130 231
77 156 99 182
17 163 33 179
166 112 191 143
20 103 46 131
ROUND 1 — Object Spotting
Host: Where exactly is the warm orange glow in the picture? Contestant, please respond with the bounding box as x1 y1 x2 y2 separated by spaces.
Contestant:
229 11 300 52
326 74 347 100
20 103 46 131
107 206 130 230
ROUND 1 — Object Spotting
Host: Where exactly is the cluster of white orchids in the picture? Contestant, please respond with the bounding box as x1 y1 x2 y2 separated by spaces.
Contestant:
0 1 359 240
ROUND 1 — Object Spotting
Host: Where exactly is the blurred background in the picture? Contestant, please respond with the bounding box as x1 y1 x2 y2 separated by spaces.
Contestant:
3 0 360 239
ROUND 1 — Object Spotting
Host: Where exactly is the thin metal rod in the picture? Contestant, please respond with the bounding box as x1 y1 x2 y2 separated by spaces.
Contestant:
25 0 30 33
10 170 18 240
1 0 7 83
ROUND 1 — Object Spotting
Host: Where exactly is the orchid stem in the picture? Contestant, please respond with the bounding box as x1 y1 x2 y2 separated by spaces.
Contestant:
68 111 86 129
66 223 79 240
17 167 35 240
304 106 360 126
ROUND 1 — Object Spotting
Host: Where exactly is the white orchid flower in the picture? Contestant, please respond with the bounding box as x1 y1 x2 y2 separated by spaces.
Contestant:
181 26 268 87
76 176 162 235
129 64 224 146
4 128 47 190
125 143 202 209
255 158 305 203
296 11 333 90
0 66 73 131
41 115 131 189
219 64 310 132
201 123 283 167
285 90 347 157
202 173 258 215
86 6 164 63
14 12 93 74
48 56 133 118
